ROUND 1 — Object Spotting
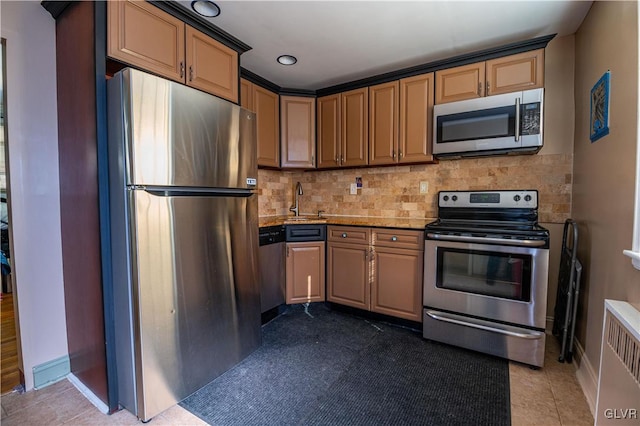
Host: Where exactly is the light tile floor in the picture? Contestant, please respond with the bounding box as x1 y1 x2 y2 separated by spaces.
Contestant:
1 336 592 425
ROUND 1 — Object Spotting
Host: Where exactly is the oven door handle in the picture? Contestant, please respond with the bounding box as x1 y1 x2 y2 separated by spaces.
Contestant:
426 233 546 247
425 310 544 340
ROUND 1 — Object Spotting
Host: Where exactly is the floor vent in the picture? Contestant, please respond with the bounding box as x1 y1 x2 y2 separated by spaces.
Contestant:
595 300 640 425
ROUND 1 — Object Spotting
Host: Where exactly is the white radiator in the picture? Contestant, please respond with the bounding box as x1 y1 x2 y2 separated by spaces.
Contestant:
595 300 640 425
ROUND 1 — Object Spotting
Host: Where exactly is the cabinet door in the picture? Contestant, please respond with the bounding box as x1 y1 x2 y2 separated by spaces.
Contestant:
486 49 544 96
185 26 238 102
107 0 185 83
341 88 368 167
317 94 341 169
240 78 253 110
253 85 280 168
368 81 399 166
435 62 485 104
280 96 316 168
399 73 434 163
327 242 370 310
286 242 325 304
372 247 423 322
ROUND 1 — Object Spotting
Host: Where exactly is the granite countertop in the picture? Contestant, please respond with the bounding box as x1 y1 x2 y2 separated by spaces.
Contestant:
259 215 435 231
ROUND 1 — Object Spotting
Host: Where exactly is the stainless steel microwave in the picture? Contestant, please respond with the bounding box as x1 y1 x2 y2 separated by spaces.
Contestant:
433 88 543 158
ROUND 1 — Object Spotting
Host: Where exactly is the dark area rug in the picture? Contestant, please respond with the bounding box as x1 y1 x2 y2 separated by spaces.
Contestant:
180 304 510 426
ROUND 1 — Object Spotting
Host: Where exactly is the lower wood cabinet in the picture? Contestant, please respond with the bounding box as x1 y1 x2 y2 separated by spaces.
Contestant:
286 241 325 304
327 226 424 322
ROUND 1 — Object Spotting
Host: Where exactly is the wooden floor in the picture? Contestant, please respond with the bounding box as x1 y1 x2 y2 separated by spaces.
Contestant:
1 292 20 394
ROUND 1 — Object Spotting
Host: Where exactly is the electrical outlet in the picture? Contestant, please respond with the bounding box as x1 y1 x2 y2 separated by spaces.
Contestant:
420 181 428 194
350 183 358 195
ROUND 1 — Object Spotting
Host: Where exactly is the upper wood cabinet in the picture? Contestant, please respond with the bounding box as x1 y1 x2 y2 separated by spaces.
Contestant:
485 49 544 96
107 0 184 82
317 94 341 169
107 0 239 103
317 89 368 169
399 73 435 163
184 26 238 102
254 85 280 168
435 49 544 104
280 96 316 169
368 81 399 166
341 88 369 167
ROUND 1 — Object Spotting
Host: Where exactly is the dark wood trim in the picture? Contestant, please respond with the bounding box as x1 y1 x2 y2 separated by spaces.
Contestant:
240 68 281 93
278 88 316 97
149 0 252 54
55 0 109 406
316 34 556 96
94 0 119 414
41 1 73 19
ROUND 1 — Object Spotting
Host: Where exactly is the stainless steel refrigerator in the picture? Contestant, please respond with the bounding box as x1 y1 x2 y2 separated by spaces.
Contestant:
107 68 261 421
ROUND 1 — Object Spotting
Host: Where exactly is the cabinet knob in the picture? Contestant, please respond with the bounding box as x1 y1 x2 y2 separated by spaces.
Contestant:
392 150 396 159
391 236 398 241
477 81 482 97
335 156 339 164
180 62 184 79
486 81 490 95
399 151 403 159
341 233 347 238
189 65 194 82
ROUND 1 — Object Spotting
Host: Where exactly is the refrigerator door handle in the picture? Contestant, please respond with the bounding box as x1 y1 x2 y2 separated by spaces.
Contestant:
142 187 254 198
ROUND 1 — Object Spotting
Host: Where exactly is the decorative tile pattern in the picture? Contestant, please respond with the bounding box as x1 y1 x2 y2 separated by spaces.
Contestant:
259 153 573 224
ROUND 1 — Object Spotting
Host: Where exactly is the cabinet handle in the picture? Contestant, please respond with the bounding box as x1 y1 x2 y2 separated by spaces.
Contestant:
364 250 368 260
399 150 403 159
180 62 184 79
392 150 396 159
341 155 344 164
341 233 347 238
286 246 290 257
311 155 314 165
486 81 490 96
391 236 398 242
189 65 194 82
477 81 482 97
335 156 339 164
369 247 374 261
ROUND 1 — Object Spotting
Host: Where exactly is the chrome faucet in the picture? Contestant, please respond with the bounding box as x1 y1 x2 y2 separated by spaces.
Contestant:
289 182 303 216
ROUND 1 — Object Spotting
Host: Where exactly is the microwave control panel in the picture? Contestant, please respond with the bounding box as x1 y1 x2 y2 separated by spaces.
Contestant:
521 102 541 135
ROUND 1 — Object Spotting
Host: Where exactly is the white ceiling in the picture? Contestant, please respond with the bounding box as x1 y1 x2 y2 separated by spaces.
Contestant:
177 0 593 91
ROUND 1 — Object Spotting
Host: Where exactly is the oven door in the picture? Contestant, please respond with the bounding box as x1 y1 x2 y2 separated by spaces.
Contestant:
423 238 549 329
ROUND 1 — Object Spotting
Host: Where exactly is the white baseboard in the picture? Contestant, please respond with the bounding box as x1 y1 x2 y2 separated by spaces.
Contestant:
67 373 109 414
573 338 598 416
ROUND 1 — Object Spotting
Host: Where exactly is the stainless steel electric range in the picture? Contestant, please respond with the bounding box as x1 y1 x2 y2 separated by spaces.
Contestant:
423 190 550 367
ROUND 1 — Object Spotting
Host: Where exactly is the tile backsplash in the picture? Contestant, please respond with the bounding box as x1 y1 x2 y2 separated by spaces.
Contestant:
258 152 572 224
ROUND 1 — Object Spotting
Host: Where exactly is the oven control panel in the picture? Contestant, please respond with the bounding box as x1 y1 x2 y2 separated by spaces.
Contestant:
438 190 538 208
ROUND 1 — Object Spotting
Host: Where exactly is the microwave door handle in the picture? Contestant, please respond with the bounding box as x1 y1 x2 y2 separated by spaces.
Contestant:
515 97 521 142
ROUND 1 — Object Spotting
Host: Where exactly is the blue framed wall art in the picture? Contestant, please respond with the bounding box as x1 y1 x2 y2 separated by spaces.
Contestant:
590 71 610 143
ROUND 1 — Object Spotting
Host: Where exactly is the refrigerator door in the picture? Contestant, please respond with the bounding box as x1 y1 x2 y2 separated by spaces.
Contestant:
121 68 257 189
126 189 261 421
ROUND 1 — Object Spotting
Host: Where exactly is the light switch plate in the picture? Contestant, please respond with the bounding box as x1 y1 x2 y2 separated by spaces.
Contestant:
420 181 428 194
350 183 358 195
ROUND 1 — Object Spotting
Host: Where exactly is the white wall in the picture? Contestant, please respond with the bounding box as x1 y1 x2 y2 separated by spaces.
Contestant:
0 0 68 391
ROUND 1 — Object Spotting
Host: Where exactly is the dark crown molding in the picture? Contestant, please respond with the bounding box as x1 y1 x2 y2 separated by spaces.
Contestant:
41 1 73 19
149 1 251 54
316 34 556 97
42 1 252 54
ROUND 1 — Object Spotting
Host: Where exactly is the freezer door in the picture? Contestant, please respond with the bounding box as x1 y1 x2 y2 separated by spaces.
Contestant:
129 189 261 421
121 68 257 189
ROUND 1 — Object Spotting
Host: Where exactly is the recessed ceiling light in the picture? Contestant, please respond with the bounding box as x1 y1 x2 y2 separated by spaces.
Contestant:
191 1 220 17
277 55 297 66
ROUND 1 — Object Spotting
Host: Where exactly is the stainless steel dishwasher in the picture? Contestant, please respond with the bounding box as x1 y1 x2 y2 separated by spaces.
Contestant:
258 225 286 314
